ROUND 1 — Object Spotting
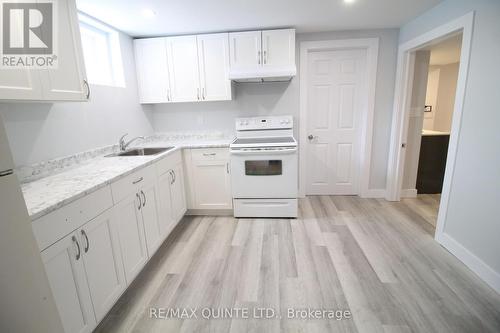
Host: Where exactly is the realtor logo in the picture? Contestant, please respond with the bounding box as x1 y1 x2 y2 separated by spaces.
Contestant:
1 0 57 68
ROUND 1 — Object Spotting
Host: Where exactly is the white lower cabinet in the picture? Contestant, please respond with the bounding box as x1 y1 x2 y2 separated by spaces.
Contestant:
42 232 96 333
113 192 148 284
139 182 163 256
184 148 233 210
79 211 126 322
37 150 192 333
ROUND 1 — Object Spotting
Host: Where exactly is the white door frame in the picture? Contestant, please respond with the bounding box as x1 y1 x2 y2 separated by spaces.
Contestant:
299 38 379 198
385 12 474 241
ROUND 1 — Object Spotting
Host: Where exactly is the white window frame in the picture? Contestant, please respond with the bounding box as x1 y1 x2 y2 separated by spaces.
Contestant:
78 13 125 88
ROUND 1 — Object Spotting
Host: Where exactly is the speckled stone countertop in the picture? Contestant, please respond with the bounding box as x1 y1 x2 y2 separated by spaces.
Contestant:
21 137 232 221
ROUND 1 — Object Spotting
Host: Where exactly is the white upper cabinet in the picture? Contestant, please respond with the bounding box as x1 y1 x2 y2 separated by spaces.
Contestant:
39 0 88 101
134 38 171 103
0 69 44 100
166 35 200 102
0 0 88 101
134 33 231 104
197 33 231 101
228 28 296 81
261 29 295 70
228 31 262 71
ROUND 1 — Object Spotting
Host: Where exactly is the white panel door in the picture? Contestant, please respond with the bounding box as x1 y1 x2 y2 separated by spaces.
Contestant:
39 0 88 101
113 193 148 284
171 163 187 220
166 36 200 102
261 29 295 69
197 33 231 101
139 183 162 255
228 31 262 71
80 211 125 322
192 160 232 210
306 49 367 195
42 233 96 333
134 38 171 103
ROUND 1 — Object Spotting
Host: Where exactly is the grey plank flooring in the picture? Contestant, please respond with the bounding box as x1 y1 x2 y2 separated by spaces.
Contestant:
95 195 500 333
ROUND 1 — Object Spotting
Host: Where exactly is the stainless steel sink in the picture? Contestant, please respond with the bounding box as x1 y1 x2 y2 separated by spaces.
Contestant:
106 147 174 157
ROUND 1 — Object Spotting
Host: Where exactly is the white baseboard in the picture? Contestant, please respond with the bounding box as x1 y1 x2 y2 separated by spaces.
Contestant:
360 189 386 198
436 232 500 294
401 189 418 198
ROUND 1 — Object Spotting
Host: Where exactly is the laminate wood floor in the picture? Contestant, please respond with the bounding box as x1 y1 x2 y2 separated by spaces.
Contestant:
95 196 500 333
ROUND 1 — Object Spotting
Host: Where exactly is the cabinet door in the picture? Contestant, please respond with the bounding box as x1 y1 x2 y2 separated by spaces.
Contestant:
197 33 231 101
157 172 175 239
139 183 163 255
80 211 125 322
228 31 262 71
171 163 187 221
113 193 148 284
41 233 96 333
192 159 232 210
134 38 171 103
261 29 295 69
166 36 200 102
0 69 43 100
39 0 88 101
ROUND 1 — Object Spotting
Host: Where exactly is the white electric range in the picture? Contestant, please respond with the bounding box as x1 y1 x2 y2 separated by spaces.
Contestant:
230 115 298 218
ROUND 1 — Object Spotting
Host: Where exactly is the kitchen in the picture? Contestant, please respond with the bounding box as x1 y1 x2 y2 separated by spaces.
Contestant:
1 1 500 333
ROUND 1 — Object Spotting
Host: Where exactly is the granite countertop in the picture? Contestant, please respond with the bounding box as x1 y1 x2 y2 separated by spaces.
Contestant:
21 138 232 221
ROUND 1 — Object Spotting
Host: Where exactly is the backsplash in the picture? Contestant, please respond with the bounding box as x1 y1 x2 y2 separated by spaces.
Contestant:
16 131 232 183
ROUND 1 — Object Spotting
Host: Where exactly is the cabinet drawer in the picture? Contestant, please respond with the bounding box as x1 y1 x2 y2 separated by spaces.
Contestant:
32 186 113 251
191 148 229 161
111 165 156 204
156 150 182 176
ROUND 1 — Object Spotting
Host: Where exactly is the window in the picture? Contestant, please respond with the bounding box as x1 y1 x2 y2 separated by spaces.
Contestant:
78 14 125 87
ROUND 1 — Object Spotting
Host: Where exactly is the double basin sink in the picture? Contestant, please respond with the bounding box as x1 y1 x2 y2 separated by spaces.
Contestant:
106 147 174 157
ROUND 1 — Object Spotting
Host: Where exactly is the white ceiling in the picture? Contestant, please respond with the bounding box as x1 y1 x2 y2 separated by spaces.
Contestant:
428 34 462 66
76 0 442 37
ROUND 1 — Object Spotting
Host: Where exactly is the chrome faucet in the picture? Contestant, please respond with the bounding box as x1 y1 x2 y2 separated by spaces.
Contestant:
119 133 145 151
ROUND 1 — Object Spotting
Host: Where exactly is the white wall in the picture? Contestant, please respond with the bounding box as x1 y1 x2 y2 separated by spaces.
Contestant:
402 51 430 192
433 63 459 132
400 0 500 291
423 67 440 129
153 29 399 190
0 32 154 167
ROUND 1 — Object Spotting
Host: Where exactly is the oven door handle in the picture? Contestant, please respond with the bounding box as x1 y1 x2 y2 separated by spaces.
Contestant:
230 147 297 155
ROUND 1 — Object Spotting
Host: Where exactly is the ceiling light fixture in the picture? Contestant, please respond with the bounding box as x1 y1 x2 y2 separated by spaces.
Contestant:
344 0 356 4
141 9 156 18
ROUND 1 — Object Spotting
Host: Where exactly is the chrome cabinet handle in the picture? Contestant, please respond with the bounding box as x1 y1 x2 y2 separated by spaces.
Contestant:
141 190 146 207
136 193 142 210
133 177 143 185
257 50 261 64
226 162 230 174
72 236 81 260
203 152 216 156
81 230 89 253
197 88 200 100
169 170 175 185
167 89 170 101
308 135 315 140
263 50 267 64
83 80 90 99
202 87 205 100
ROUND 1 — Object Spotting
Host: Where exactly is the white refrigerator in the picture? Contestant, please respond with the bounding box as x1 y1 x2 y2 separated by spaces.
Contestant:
0 117 64 332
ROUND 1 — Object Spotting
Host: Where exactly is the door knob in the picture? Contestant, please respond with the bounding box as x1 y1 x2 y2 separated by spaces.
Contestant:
308 135 315 140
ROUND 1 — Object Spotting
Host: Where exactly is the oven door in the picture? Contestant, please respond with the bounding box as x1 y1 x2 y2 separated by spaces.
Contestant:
230 147 297 198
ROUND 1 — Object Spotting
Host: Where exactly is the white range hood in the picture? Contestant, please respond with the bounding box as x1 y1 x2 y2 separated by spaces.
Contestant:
228 28 296 83
228 67 296 83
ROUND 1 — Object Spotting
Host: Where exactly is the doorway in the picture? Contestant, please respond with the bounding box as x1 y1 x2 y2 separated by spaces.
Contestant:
386 12 473 240
299 39 379 197
401 33 463 228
